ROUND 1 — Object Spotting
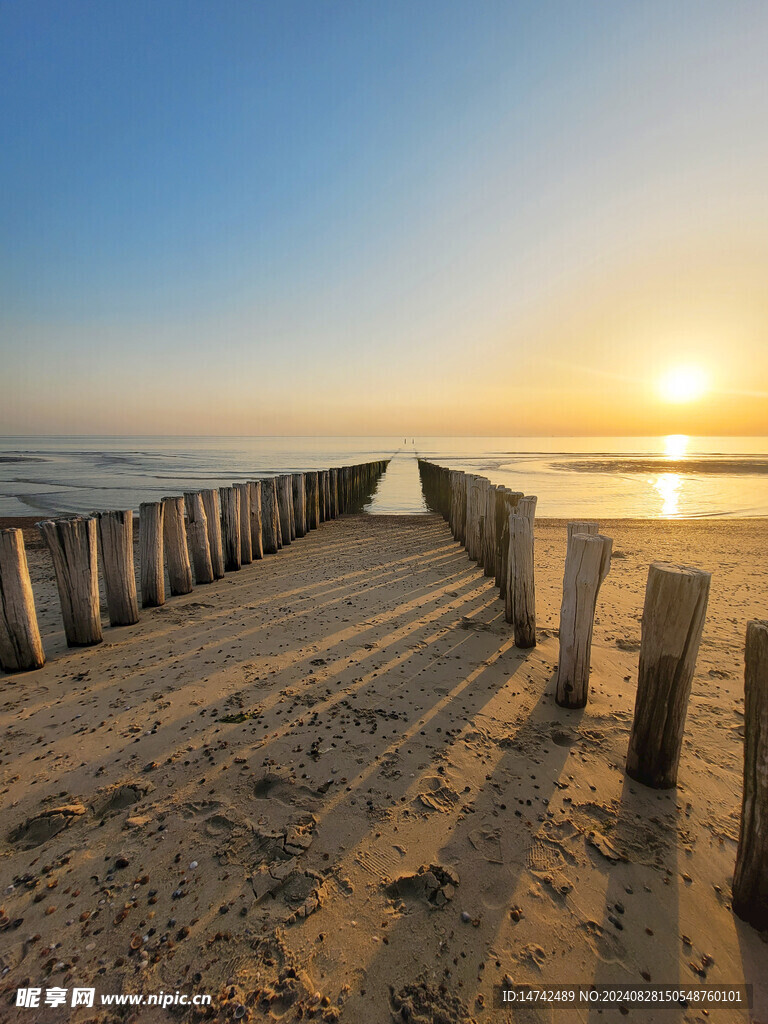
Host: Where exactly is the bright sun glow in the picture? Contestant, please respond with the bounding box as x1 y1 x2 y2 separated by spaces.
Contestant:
659 366 708 403
664 434 689 460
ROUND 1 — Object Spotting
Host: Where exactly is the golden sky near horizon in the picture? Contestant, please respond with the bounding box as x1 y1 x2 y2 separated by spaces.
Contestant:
2 3 768 438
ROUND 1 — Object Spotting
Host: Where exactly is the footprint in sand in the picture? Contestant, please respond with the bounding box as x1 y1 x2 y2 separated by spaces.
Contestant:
468 826 504 865
579 918 627 963
91 782 152 820
385 864 459 909
415 776 459 812
253 768 322 810
8 804 87 849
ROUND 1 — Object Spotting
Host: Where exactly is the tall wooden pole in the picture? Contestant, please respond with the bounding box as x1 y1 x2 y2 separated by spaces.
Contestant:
555 532 612 708
139 502 165 607
0 528 45 671
220 486 242 572
184 492 214 584
94 510 140 626
292 473 307 537
625 563 710 788
261 478 280 554
249 480 263 560
505 512 536 648
201 489 225 579
733 620 768 930
38 517 102 647
234 483 253 565
162 497 194 596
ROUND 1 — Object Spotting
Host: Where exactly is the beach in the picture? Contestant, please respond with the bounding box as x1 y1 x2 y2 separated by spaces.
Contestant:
0 512 766 1022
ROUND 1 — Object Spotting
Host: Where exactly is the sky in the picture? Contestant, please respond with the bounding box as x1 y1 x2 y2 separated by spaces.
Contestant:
1 0 767 436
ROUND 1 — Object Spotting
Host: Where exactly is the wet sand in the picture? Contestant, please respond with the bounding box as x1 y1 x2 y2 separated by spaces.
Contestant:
1 514 767 1022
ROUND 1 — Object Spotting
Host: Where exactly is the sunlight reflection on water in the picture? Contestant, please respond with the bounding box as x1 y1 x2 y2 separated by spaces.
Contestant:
653 473 682 517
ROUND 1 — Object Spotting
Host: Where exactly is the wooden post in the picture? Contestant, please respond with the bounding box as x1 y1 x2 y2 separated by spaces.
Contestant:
330 468 339 518
733 620 768 930
184 492 214 584
317 470 325 523
94 510 140 626
323 470 331 522
201 489 225 579
162 496 194 596
625 563 710 788
496 491 523 593
234 483 253 564
465 476 483 562
505 512 535 648
286 475 297 540
292 473 307 537
518 494 537 523
261 478 280 554
275 479 283 548
307 471 320 530
276 475 292 545
0 529 45 671
139 502 165 607
37 517 102 647
567 520 599 552
220 486 242 572
481 484 495 576
555 533 613 708
249 481 263 560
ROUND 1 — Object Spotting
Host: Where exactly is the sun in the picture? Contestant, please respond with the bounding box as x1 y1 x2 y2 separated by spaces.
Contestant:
659 366 708 403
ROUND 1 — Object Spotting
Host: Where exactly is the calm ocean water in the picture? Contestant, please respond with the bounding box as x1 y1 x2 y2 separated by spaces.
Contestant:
0 436 766 519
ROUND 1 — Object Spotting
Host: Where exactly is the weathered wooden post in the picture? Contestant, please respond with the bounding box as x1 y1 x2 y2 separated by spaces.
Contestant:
317 470 326 523
139 502 165 607
276 475 292 545
307 471 320 530
249 481 263 559
518 494 537 523
292 473 307 537
201 489 225 579
184 492 214 584
38 517 102 646
323 470 331 522
733 619 768 929
625 563 711 788
286 475 297 540
275 479 283 548
0 529 45 671
220 486 242 572
329 468 339 519
492 486 508 582
505 512 536 648
496 491 523 593
162 497 194 596
482 483 497 576
94 510 140 626
234 483 253 564
566 520 599 551
261 478 280 554
465 476 482 561
555 532 613 708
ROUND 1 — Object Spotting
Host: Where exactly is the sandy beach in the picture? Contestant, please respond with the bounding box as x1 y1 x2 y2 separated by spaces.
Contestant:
1 513 767 1023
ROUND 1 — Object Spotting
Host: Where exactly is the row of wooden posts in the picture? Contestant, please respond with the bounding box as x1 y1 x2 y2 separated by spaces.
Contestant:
418 458 768 931
0 460 388 670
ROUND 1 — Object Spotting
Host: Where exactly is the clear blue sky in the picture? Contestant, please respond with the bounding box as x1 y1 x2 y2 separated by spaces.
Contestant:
2 1 767 434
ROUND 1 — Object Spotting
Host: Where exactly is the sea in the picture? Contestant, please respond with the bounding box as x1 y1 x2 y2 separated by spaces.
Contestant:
0 436 767 520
